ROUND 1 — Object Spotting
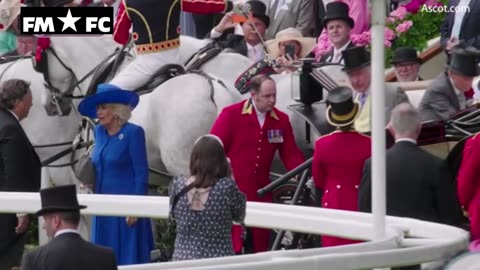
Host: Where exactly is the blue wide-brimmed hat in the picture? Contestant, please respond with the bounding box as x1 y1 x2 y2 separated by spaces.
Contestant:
78 83 139 118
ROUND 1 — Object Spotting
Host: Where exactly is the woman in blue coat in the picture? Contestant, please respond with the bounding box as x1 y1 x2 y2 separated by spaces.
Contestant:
78 84 154 265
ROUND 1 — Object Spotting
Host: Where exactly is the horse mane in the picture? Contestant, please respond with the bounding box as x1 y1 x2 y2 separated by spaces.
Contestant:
179 35 212 64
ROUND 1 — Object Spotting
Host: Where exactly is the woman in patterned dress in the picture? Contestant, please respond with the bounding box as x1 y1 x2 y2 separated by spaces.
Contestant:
169 134 246 260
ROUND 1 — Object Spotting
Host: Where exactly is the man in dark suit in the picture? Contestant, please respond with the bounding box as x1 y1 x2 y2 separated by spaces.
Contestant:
359 102 466 224
0 79 41 270
21 185 118 270
419 48 479 121
440 0 480 53
261 0 315 39
318 2 355 64
391 47 423 82
358 103 466 270
209 0 270 63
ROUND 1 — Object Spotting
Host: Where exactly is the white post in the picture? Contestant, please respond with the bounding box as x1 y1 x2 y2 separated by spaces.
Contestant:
370 0 386 241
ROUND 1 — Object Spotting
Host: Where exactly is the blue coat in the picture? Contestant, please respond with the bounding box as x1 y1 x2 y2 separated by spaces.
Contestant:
91 122 153 265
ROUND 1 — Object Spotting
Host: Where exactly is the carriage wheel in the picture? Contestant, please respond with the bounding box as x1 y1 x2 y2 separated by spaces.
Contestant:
272 180 317 206
271 180 320 250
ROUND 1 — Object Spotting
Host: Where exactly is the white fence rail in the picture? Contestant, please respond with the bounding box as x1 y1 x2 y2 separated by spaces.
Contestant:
0 192 469 270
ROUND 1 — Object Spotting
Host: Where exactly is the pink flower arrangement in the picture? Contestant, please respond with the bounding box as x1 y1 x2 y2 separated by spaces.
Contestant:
390 6 407 20
312 0 447 65
312 31 332 61
395 20 413 33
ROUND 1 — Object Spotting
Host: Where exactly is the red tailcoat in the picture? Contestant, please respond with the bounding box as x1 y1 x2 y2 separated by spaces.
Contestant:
114 0 228 54
457 133 480 240
312 131 371 247
211 99 304 253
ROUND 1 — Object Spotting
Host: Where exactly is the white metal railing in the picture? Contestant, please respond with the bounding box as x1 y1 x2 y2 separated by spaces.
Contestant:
0 192 469 270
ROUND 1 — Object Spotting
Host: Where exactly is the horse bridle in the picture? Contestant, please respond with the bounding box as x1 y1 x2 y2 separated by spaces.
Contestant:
39 41 133 115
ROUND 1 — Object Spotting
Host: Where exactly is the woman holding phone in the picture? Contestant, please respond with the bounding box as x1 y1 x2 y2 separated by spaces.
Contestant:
265 27 316 74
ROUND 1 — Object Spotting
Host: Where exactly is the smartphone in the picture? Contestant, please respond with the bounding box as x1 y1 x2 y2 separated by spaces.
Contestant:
285 44 295 59
232 4 249 23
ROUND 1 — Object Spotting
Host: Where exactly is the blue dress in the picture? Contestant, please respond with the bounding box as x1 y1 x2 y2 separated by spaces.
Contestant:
91 122 154 265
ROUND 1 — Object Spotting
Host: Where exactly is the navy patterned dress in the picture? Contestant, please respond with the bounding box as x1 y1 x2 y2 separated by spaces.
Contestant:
169 175 246 260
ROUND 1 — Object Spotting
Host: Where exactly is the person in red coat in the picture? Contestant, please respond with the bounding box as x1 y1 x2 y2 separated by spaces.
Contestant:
312 86 371 247
457 132 480 241
210 74 304 254
109 0 231 91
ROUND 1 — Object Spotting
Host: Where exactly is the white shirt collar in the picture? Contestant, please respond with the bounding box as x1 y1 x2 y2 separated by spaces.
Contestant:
246 42 265 62
8 110 19 121
247 42 263 51
355 87 370 98
333 41 351 56
251 98 266 127
252 99 266 117
395 138 417 144
54 228 80 238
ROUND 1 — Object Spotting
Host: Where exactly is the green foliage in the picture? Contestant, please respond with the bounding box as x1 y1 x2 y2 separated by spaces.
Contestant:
153 184 175 261
26 216 39 247
384 0 448 67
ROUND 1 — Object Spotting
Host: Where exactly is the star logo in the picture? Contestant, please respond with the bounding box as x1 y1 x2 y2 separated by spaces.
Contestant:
57 9 81 32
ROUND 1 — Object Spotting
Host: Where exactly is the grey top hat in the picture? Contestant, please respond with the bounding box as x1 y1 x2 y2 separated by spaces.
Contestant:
447 47 480 77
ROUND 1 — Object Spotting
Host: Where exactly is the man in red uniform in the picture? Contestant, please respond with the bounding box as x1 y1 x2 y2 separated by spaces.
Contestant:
210 74 304 254
110 0 231 91
312 85 371 247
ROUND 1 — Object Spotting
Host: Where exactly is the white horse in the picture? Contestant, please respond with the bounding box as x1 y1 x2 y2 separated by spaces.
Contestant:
42 35 242 177
42 34 347 176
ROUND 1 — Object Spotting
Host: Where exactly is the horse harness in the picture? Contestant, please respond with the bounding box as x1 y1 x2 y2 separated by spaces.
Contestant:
235 59 276 94
29 38 244 179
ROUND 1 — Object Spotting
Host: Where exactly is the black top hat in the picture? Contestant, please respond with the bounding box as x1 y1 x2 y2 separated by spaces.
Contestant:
35 185 87 217
42 0 73 7
447 48 480 77
342 46 371 72
391 47 422 65
322 2 354 29
245 0 270 28
326 86 359 127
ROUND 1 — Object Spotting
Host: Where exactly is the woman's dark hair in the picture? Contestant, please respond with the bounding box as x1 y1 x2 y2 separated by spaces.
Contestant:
189 135 231 188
